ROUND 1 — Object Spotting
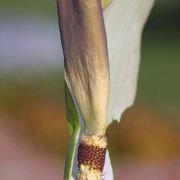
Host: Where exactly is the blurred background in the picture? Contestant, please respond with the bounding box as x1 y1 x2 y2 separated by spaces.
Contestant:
0 0 180 179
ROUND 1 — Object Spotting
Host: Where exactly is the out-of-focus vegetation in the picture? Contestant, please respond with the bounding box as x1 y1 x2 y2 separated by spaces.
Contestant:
138 32 180 109
0 0 180 160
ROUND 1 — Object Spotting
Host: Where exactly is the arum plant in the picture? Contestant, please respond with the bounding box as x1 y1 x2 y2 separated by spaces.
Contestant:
57 0 155 179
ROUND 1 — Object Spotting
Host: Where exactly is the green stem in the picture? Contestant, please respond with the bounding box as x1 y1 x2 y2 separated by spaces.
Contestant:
64 82 80 180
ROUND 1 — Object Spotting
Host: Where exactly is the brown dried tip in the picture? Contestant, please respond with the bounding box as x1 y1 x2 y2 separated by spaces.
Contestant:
77 134 107 177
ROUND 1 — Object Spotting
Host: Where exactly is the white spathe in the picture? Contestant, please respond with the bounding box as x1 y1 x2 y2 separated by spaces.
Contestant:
104 0 155 125
101 0 155 179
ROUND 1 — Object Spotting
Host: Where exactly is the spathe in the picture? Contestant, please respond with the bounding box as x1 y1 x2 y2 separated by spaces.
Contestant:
58 0 109 136
105 0 155 125
57 0 155 179
103 1 154 177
